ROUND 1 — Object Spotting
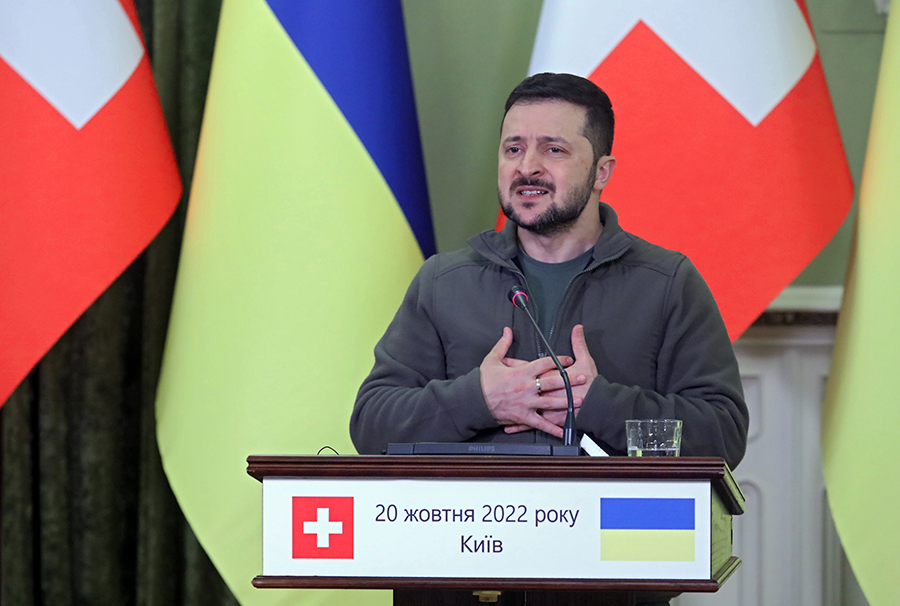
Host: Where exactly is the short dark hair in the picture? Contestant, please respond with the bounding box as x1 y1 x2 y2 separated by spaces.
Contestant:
504 73 615 162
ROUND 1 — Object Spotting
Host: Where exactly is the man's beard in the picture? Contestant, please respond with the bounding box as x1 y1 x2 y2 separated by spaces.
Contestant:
498 173 595 237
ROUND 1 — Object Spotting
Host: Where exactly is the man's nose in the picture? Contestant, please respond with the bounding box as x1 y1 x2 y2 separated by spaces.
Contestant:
517 148 544 177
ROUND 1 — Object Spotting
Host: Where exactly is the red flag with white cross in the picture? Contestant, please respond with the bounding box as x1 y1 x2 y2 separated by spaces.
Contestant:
0 0 181 405
293 496 355 559
499 0 852 340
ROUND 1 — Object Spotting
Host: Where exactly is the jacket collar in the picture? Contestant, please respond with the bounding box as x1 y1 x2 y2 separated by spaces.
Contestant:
468 202 635 267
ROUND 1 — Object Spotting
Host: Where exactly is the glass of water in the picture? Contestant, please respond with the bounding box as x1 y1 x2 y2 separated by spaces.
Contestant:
625 419 682 457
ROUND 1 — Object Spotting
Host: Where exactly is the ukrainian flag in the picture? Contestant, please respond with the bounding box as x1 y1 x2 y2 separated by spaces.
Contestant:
155 1 432 604
600 498 696 562
823 8 900 606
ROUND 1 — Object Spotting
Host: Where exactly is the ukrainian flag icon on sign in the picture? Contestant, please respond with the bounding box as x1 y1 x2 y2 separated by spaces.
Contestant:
600 498 695 562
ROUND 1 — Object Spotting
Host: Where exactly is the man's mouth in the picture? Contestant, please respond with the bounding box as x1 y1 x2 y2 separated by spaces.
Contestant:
512 178 554 198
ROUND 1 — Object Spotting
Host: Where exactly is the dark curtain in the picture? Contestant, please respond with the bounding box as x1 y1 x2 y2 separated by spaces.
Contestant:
0 1 241 604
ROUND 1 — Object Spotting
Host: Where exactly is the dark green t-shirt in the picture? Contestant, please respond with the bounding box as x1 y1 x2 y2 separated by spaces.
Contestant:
516 247 594 339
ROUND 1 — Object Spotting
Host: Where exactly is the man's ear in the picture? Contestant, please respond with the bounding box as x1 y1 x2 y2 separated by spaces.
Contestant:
593 156 616 190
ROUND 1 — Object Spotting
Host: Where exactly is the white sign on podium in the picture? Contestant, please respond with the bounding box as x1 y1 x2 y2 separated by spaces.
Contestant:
262 477 712 580
249 455 744 593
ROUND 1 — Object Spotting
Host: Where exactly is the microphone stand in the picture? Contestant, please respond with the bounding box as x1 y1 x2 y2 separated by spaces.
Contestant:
509 287 579 455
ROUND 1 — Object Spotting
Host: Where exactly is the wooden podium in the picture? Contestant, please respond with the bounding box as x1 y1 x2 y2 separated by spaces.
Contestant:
247 455 744 605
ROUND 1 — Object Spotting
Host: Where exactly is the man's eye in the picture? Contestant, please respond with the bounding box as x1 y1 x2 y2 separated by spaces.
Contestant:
549 147 563 153
507 146 521 154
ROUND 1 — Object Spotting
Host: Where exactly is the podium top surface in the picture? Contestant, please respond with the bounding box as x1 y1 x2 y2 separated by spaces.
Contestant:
246 455 744 515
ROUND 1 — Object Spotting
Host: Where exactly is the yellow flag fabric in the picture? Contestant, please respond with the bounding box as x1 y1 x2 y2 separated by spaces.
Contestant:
822 12 900 606
155 0 428 603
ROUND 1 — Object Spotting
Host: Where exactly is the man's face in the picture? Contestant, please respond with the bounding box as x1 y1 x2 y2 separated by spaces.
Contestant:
497 100 600 236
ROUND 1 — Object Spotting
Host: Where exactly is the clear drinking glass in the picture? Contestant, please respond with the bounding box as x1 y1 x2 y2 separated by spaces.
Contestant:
625 419 683 456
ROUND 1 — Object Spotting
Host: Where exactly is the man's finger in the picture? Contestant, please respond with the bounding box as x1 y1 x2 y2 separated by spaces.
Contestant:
530 395 571 410
528 355 560 378
556 356 575 367
502 357 529 368
525 412 565 438
571 324 590 359
486 327 513 362
535 370 587 393
509 355 573 372
543 405 582 428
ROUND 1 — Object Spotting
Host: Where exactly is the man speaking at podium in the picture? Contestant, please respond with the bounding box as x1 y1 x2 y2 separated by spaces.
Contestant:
350 73 748 470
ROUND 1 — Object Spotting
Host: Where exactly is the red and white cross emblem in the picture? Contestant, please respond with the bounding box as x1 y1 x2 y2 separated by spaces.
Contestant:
292 496 354 559
304 507 343 547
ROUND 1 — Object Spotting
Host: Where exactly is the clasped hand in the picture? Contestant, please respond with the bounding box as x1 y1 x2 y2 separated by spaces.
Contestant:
479 325 597 437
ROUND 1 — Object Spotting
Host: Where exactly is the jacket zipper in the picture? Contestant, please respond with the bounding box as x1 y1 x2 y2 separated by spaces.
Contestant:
541 245 633 357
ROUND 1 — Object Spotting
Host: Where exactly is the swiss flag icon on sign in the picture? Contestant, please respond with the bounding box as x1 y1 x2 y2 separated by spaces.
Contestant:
292 497 354 559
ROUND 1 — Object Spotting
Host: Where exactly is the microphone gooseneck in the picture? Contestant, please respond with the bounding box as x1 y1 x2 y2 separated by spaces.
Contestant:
508 286 576 447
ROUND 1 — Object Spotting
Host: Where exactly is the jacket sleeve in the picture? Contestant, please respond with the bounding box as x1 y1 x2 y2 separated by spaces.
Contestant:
575 258 749 469
350 258 498 454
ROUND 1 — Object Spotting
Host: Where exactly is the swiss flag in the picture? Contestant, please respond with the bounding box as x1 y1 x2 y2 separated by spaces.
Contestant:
501 0 853 340
293 496 354 559
0 0 181 405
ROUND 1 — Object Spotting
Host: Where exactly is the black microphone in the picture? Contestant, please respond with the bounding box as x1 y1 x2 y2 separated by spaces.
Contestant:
508 286 577 449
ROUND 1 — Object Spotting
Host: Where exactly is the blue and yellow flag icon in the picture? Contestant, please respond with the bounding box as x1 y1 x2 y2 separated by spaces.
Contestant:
155 1 431 604
600 498 696 562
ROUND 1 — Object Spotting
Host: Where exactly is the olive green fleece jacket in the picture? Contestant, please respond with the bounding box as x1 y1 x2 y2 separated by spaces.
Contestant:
351 203 748 469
